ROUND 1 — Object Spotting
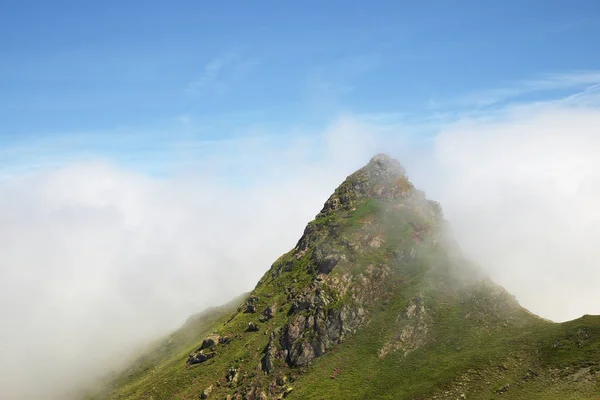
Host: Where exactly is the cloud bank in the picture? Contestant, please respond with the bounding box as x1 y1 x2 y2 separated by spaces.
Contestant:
417 105 600 323
0 119 382 400
2 100 600 398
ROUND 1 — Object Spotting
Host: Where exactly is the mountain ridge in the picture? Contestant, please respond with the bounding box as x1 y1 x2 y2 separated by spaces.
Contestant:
90 154 600 400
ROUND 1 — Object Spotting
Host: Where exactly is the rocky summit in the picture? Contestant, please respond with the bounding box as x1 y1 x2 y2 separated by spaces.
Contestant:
90 154 600 400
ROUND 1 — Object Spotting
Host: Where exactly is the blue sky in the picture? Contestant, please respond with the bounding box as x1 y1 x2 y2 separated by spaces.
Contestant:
1 0 600 174
4 5 600 393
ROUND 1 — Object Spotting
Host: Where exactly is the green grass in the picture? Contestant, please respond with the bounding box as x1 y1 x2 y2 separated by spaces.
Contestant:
348 198 381 226
93 240 600 400
90 160 600 400
288 290 600 400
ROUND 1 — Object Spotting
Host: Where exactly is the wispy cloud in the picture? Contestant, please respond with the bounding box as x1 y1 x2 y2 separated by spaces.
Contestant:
186 53 260 96
9 68 600 181
439 70 600 109
304 53 382 111
558 82 600 107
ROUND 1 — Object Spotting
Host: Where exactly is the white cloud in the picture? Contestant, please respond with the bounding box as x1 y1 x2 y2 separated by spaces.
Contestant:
4 80 600 399
412 105 600 323
443 70 600 109
186 53 260 96
0 117 379 400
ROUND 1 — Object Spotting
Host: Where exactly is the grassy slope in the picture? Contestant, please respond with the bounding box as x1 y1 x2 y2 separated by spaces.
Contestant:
94 204 600 399
92 163 600 400
86 295 246 400
292 295 600 399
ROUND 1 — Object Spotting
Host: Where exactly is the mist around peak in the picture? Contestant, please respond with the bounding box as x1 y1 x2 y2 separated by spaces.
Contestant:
2 104 600 398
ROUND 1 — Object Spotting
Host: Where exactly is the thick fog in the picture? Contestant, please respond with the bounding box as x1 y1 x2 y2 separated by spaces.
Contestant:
417 105 600 323
2 104 600 398
0 120 380 400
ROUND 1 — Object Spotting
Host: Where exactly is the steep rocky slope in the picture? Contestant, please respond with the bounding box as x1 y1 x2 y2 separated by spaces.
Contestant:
90 154 600 400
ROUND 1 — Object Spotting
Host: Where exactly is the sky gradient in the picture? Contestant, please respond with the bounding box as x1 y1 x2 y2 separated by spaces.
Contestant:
2 1 600 175
3 3 600 398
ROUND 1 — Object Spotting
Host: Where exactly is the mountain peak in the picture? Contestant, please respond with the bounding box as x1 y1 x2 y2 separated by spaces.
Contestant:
97 153 600 400
367 153 406 177
315 154 413 218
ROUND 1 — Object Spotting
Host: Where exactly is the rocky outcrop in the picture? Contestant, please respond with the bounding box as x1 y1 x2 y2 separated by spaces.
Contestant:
313 154 414 218
199 334 220 351
200 384 213 398
243 296 260 314
259 305 276 322
107 153 593 400
311 244 345 274
280 302 367 367
269 257 397 368
261 333 278 374
379 295 429 358
188 334 231 366
219 335 233 345
186 154 443 394
188 350 216 365
226 368 239 384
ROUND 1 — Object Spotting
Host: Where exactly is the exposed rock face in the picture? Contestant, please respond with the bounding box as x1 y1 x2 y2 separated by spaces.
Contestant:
226 368 239 384
280 304 367 366
181 154 444 395
101 154 600 399
187 333 229 366
200 384 213 398
219 335 233 345
261 333 278 374
259 305 276 322
188 350 216 365
379 295 429 358
244 296 260 313
188 153 448 398
316 153 409 217
199 334 221 351
273 271 376 367
311 244 344 274
252 155 443 370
